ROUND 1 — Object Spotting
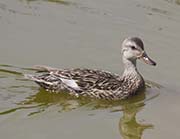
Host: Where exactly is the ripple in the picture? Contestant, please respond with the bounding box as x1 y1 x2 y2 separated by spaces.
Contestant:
0 69 22 75
20 0 73 5
136 4 169 15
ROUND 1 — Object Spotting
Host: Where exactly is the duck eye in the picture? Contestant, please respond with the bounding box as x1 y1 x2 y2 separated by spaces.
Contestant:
131 46 136 50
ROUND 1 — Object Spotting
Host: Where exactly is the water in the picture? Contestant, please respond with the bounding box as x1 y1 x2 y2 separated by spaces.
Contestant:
0 0 180 138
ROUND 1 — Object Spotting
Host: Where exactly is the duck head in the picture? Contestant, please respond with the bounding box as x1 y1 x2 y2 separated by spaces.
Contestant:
121 37 156 66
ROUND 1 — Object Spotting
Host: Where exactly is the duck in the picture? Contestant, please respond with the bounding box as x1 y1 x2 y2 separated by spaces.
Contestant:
25 37 156 100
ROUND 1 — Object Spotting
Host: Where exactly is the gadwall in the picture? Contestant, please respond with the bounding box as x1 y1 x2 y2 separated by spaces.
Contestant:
25 37 156 100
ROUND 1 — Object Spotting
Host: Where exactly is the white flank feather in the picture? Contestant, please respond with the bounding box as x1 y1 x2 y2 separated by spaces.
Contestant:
60 78 81 90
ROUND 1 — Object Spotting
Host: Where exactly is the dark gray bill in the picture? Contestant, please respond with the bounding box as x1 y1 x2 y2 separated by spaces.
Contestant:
141 52 156 66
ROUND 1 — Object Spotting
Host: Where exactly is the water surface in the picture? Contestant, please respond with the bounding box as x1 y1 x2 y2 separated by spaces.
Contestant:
0 0 180 138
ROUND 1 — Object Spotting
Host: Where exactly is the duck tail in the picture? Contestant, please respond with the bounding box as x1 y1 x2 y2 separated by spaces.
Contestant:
24 73 54 90
24 74 37 81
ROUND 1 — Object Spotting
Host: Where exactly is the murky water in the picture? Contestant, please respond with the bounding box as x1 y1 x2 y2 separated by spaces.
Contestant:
0 0 180 138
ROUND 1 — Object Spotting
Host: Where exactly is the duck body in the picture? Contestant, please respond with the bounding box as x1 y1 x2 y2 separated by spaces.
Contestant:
26 67 144 100
25 37 156 100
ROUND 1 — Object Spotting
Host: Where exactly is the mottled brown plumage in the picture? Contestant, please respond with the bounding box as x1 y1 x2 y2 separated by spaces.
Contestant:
25 37 156 100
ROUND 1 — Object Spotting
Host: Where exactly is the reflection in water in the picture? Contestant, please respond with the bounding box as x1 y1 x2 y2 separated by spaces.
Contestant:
20 89 155 139
22 89 154 138
119 100 153 139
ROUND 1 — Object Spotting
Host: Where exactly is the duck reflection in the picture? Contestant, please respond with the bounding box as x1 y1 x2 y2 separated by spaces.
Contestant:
19 88 154 139
119 95 153 139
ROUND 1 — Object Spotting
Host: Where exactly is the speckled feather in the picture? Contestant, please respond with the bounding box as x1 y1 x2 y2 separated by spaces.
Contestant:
26 67 144 100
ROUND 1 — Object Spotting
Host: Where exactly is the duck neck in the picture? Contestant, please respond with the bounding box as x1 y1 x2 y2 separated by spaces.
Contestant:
122 57 139 77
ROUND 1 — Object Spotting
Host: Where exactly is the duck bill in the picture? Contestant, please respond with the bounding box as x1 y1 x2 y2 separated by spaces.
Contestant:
140 52 156 66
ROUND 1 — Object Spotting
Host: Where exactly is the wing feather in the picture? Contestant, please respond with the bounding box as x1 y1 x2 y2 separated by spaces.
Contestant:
25 68 123 96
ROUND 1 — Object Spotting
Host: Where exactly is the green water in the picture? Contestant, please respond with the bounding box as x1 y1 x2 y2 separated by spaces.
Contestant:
0 0 180 138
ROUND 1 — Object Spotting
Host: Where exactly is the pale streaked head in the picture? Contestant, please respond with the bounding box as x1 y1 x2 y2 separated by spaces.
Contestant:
121 37 156 66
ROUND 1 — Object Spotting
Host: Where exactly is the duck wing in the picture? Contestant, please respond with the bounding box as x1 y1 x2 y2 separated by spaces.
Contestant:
53 68 122 90
25 66 122 94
